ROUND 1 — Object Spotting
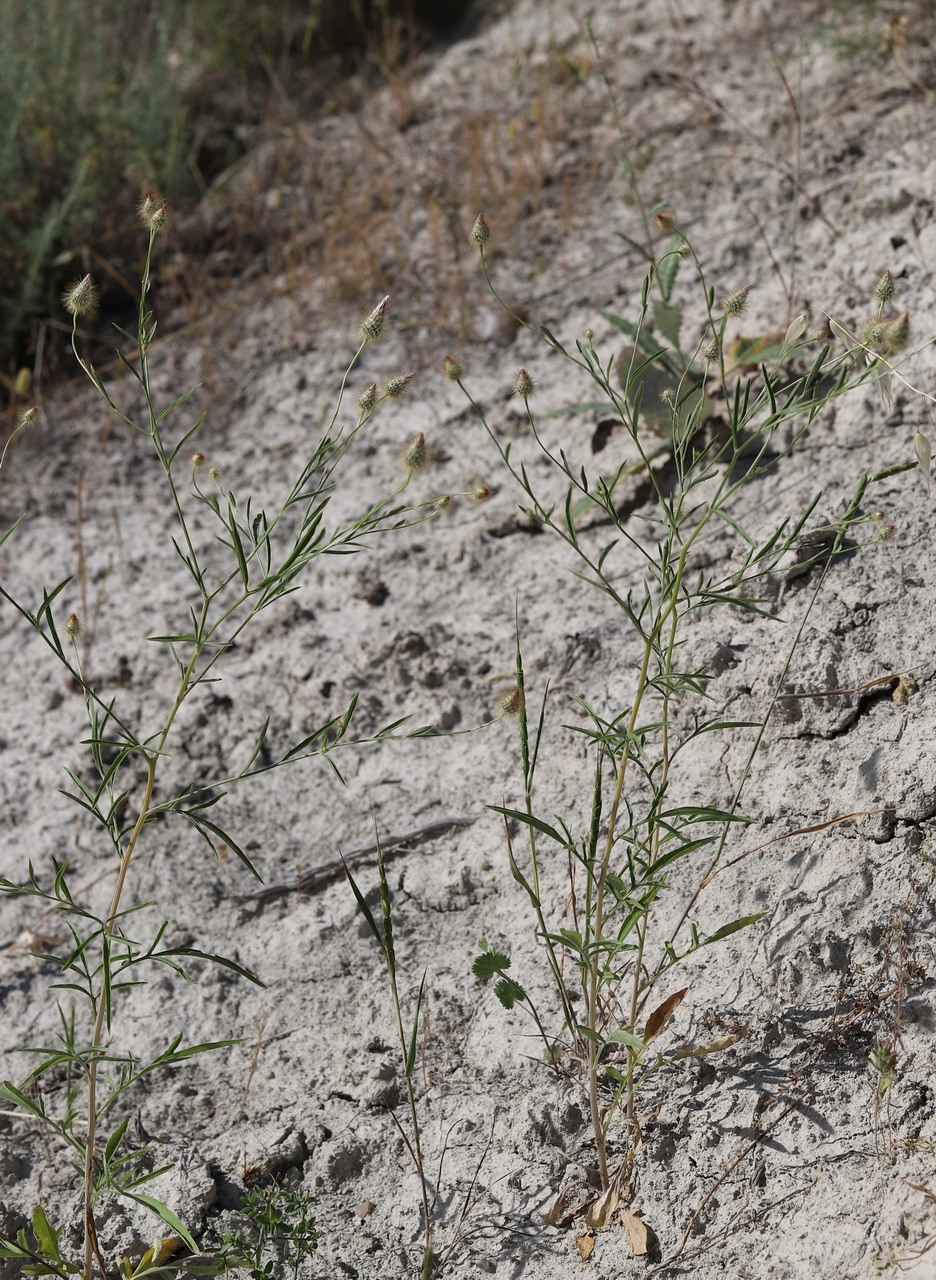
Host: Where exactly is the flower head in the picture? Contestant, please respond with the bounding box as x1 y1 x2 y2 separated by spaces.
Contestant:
720 285 751 318
63 274 97 317
400 432 427 473
442 356 464 382
358 382 379 415
496 686 524 717
470 214 491 247
873 270 897 304
513 368 535 399
359 296 390 343
384 372 416 400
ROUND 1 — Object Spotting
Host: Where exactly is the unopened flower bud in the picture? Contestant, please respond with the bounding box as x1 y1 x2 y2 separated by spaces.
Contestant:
63 274 97 317
384 372 416 400
442 356 464 382
401 432 427 473
655 210 676 232
881 310 910 351
782 313 809 348
701 337 720 363
191 451 205 469
359 296 390 343
720 285 751 318
64 613 81 637
873 270 897 303
470 214 491 246
472 482 492 502
497 686 524 716
358 382 379 414
513 368 535 399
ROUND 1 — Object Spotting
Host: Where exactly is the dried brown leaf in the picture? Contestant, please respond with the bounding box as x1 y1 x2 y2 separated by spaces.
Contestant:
620 1207 649 1256
576 1232 596 1260
585 1184 621 1231
643 987 688 1046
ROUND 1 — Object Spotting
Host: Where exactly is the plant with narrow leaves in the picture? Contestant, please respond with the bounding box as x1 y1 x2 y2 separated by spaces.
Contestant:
0 207 442 1279
459 214 927 1204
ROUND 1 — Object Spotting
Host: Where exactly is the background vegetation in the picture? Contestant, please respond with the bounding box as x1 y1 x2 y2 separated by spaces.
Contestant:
0 0 474 404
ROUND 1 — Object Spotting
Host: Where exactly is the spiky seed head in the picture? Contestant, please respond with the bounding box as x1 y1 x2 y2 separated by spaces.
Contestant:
701 337 720 363
472 482 492 501
873 270 897 303
359 296 390 343
63 274 97 316
858 317 885 347
137 194 170 233
881 310 910 350
64 612 81 637
720 284 751 318
434 493 452 513
358 382 379 414
442 355 464 382
655 210 676 232
878 520 896 542
677 242 692 259
401 432 427 473
191 451 205 469
513 368 535 399
208 465 222 483
497 686 524 716
384 372 416 400
19 406 38 429
470 214 491 247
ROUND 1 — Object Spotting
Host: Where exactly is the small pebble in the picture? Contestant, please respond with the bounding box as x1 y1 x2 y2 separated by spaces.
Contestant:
355 1201 375 1219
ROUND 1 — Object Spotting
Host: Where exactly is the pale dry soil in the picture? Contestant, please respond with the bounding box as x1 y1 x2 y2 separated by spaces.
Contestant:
2 2 936 1278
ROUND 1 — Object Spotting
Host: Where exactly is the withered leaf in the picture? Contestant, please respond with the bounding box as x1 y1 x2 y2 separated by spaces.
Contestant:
584 1183 621 1231
576 1232 596 1260
620 1207 649 1256
643 987 688 1046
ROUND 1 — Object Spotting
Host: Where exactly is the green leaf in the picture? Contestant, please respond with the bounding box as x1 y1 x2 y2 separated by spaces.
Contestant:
487 805 569 848
104 1117 130 1165
152 948 264 987
493 977 526 1009
31 1207 59 1260
122 1193 197 1254
605 1028 648 1051
472 950 510 980
703 912 767 945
